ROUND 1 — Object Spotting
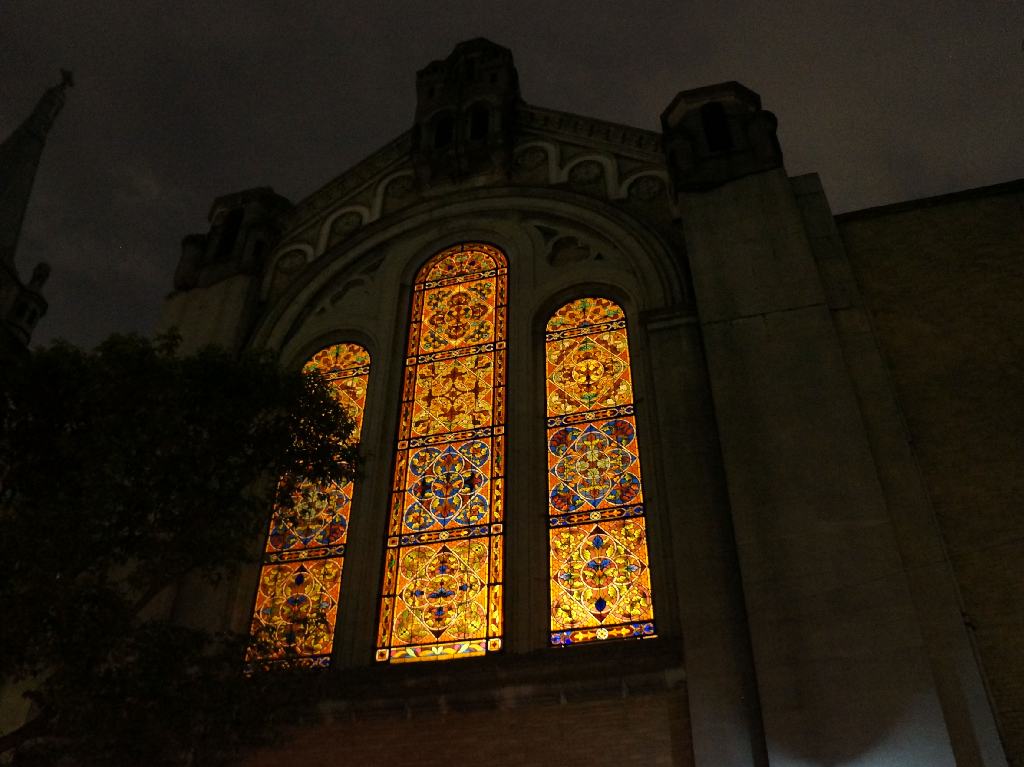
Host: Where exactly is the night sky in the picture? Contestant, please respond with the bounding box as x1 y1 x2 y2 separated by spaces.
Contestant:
3 1 1022 348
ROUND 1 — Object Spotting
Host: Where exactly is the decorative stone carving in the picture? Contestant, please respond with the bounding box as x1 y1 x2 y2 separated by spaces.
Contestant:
387 175 414 199
329 278 367 307
547 236 593 266
360 255 385 276
534 224 559 243
566 159 610 197
627 176 666 202
379 174 417 216
275 251 307 274
516 147 547 171
519 105 662 155
568 160 603 185
266 250 308 303
288 132 412 229
328 212 363 248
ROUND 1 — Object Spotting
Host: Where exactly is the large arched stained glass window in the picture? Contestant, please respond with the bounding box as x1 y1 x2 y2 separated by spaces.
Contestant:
376 243 506 663
545 298 656 645
246 343 370 669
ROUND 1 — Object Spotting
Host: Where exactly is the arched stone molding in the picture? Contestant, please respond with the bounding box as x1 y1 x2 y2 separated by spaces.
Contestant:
618 170 671 202
316 205 371 257
247 190 686 656
513 140 559 183
558 153 618 198
233 192 755 750
282 327 379 376
250 187 685 357
273 269 383 372
371 170 416 221
463 96 504 129
267 242 314 268
260 243 314 301
522 217 618 269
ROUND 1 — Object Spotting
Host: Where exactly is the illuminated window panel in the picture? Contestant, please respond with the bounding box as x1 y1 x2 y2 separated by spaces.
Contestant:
376 243 506 663
246 343 370 670
545 297 656 646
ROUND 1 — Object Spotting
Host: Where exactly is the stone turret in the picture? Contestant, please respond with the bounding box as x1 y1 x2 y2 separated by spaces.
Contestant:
410 38 520 184
661 82 781 192
160 187 291 354
0 70 71 359
173 187 291 292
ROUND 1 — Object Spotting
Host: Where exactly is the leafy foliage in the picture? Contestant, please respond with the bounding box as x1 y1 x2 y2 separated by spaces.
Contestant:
0 333 356 764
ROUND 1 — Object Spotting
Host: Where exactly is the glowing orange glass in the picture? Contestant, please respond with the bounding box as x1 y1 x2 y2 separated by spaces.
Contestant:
545 298 655 645
376 243 506 663
246 343 370 669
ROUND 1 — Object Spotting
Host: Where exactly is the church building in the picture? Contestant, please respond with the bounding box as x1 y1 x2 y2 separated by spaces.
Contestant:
6 39 1023 766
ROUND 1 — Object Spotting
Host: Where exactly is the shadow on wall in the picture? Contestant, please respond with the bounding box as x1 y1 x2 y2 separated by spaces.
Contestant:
768 679 955 766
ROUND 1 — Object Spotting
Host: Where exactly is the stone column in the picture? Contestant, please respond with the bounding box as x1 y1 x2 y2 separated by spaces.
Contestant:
663 83 960 765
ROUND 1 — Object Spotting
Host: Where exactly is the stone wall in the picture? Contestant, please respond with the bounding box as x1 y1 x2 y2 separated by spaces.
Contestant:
839 180 1024 763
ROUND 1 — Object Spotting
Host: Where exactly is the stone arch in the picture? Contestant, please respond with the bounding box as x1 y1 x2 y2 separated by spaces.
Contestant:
371 171 416 221
279 327 378 377
243 187 692 665
261 244 314 301
425 109 455 149
317 205 371 256
619 170 671 202
513 141 558 184
558 153 618 198
465 100 493 140
252 187 683 357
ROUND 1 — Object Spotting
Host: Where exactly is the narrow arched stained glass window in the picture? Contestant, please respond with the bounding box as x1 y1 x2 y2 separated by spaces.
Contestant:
376 243 506 663
246 342 370 669
545 298 656 645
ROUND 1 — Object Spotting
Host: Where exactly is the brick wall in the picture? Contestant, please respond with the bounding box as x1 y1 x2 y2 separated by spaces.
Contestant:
243 686 692 766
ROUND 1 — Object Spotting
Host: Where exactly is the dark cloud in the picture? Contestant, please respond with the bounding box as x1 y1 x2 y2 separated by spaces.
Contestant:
2 0 1022 347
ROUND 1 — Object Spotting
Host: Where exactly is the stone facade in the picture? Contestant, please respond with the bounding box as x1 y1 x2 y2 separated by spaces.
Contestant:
153 40 1016 765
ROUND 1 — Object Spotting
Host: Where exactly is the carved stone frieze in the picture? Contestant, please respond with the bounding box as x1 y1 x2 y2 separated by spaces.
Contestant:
518 105 662 159
328 212 363 249
568 160 603 185
285 132 413 233
547 236 594 266
266 249 310 303
515 146 547 171
627 175 667 202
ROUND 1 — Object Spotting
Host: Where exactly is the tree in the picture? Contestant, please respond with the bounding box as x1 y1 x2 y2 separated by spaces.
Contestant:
0 333 357 765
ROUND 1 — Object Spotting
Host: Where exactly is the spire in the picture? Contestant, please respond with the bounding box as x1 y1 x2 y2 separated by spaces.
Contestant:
0 70 73 267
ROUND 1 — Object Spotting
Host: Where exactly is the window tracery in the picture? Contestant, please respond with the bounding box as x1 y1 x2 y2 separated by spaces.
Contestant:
545 297 656 645
376 243 506 663
246 342 370 669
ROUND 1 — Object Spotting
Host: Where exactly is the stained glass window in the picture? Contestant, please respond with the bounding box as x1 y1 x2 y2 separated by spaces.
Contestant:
246 342 370 669
376 243 506 663
545 297 656 645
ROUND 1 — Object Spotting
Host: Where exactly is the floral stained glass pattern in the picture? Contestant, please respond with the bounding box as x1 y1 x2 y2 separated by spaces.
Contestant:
546 298 656 645
246 343 370 669
377 243 506 663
